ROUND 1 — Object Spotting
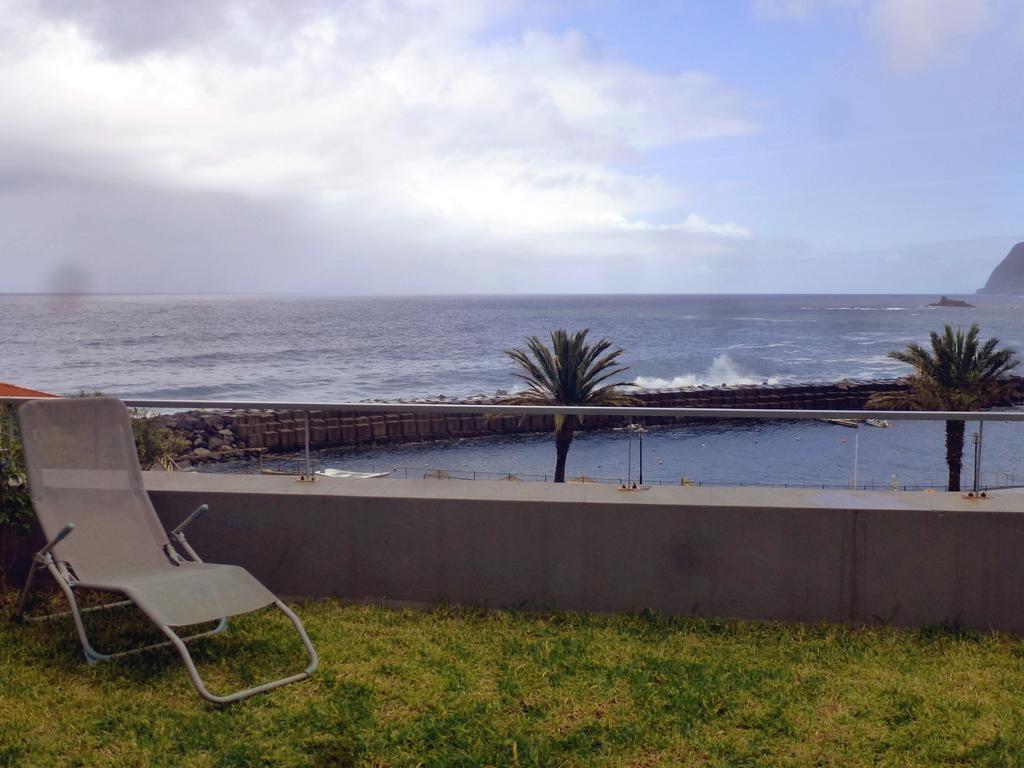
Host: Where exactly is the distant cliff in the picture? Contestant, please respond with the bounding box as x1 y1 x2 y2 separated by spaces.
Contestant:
979 242 1024 295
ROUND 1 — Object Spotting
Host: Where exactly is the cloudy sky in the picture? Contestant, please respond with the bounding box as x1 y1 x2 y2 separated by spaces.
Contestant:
0 0 1021 294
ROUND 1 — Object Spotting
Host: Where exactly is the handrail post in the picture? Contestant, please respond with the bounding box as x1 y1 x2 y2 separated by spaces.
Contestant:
297 410 314 483
978 419 984 491
972 420 984 494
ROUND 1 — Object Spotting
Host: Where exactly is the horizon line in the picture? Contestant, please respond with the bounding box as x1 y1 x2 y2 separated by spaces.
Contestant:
0 290 1000 299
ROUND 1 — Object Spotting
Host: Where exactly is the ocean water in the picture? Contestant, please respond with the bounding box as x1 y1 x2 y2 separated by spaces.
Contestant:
3 292 1024 487
4 293 1024 399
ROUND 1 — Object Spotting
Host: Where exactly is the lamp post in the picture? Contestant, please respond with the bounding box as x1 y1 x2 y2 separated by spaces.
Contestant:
615 422 647 486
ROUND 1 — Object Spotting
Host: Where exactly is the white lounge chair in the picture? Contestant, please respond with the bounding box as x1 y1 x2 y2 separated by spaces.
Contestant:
13 397 318 704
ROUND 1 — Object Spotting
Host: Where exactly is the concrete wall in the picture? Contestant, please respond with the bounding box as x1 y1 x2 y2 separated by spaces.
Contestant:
143 473 1024 633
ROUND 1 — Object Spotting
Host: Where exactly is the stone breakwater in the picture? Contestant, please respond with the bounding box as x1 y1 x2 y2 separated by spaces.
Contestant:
153 377 1024 467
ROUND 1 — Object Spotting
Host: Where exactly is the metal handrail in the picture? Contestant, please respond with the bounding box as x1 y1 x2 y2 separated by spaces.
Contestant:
3 395 1018 492
1 396 1023 421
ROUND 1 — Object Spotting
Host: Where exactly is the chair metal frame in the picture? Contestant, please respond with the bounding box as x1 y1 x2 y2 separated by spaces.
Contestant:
13 504 319 705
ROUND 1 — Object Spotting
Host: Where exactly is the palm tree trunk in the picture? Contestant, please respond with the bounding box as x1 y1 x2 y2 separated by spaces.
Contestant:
945 419 965 492
553 426 575 483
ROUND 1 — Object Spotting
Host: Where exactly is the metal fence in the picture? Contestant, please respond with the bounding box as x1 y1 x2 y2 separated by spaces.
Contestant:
4 396 1023 492
210 456 966 491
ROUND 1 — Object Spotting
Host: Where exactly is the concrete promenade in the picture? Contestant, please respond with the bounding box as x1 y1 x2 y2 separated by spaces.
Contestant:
143 473 1024 633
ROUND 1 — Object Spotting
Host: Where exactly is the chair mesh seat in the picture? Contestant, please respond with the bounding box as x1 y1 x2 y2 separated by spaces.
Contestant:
81 562 276 627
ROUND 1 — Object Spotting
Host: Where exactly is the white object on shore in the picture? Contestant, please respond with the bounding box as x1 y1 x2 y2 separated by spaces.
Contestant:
823 418 860 428
315 468 388 479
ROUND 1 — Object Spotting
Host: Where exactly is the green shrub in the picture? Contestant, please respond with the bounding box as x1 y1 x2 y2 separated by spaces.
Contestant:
0 407 31 536
131 411 189 470
0 406 33 590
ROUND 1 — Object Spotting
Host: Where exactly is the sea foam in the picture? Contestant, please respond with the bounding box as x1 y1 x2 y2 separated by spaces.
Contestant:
634 354 780 389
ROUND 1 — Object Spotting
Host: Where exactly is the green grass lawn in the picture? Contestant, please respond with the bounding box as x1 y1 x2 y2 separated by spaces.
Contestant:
2 593 1024 767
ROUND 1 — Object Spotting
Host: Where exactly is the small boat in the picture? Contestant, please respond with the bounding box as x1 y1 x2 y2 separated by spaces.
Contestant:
865 419 891 429
823 418 860 428
315 468 389 479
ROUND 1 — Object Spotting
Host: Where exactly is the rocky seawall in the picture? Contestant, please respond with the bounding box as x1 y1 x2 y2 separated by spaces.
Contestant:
152 376 1024 467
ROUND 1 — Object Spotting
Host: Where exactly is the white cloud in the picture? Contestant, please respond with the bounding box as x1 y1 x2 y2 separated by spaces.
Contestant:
755 0 993 72
618 215 752 239
0 0 757 291
867 0 991 72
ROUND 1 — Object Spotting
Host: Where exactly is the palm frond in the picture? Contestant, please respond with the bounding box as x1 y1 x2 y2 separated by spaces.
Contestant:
503 328 635 427
873 324 1019 412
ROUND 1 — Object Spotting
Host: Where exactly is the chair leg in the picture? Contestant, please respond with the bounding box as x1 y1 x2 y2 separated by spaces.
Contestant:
14 553 131 627
81 617 230 664
18 561 228 664
12 561 41 623
158 600 318 705
12 558 121 661
15 569 315 704
48 561 118 664
22 598 140 623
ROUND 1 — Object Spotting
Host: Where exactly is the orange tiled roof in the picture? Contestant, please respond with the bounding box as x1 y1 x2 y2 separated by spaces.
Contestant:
0 382 58 398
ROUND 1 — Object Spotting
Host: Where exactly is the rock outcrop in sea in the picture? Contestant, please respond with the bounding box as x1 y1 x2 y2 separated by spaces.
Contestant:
979 242 1024 295
927 296 974 308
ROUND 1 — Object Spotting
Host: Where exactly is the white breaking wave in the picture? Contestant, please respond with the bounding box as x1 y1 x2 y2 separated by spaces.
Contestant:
815 306 908 311
733 316 804 323
634 354 781 389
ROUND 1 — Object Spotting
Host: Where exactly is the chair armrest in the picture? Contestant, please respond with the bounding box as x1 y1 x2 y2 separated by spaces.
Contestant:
171 504 208 536
36 522 75 559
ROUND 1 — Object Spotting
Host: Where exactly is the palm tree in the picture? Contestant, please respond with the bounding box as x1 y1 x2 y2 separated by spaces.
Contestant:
868 324 1018 492
505 329 635 483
